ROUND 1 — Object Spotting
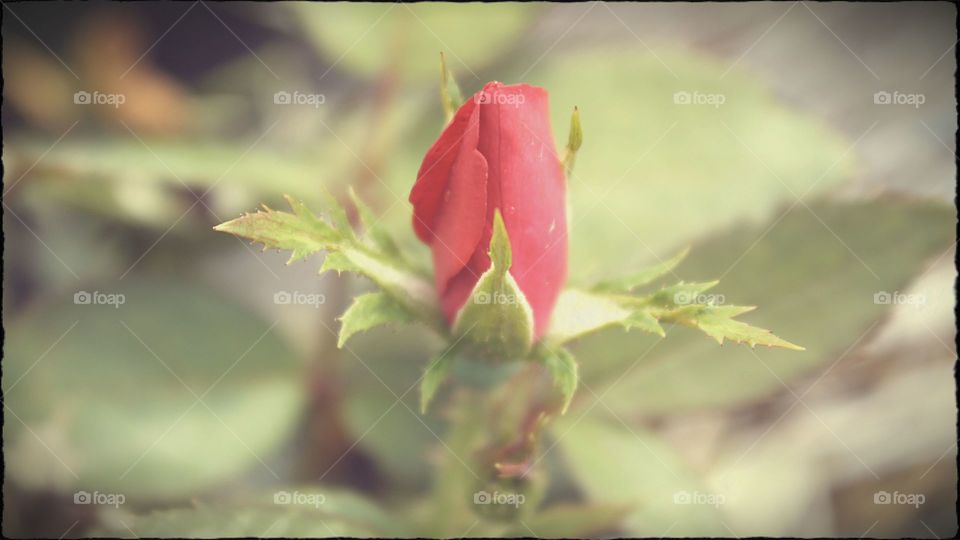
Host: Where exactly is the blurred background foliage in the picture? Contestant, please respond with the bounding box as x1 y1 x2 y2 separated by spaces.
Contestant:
2 2 956 538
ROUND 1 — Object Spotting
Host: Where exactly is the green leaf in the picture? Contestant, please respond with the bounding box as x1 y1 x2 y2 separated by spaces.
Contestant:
452 210 534 360
672 305 804 350
216 197 440 324
645 280 720 307
593 246 690 293
548 285 792 348
2 279 305 500
530 47 853 283
213 196 340 263
286 3 535 80
337 248 438 321
584 200 955 415
318 185 354 241
419 352 457 414
338 292 414 348
539 346 579 414
96 487 401 537
622 310 665 337
440 52 464 123
320 251 361 275
557 415 724 536
546 289 632 344
4 138 337 227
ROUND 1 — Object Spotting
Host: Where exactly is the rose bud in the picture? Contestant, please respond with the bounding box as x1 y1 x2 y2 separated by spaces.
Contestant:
410 81 568 352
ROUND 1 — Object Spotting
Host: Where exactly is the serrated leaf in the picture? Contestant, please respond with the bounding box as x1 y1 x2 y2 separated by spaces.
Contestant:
452 211 534 360
587 200 955 415
648 280 720 307
213 202 340 263
319 251 361 275
546 289 632 344
216 197 440 324
317 185 354 238
338 292 414 348
684 309 805 351
348 186 401 257
540 347 579 414
622 310 665 337
338 248 438 320
593 246 690 293
419 353 457 414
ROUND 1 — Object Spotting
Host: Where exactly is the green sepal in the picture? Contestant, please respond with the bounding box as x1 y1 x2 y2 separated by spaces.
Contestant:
561 107 583 177
451 210 534 361
440 52 464 123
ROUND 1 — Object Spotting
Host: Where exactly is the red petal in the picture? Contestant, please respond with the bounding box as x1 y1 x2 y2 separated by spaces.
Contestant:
428 103 489 306
478 82 568 339
409 98 478 243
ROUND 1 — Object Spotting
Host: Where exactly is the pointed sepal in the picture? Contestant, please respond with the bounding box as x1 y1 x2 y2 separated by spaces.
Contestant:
440 52 464 123
452 210 535 361
561 107 582 177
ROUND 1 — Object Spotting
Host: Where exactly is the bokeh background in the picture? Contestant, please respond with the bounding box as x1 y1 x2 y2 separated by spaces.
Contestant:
2 2 956 537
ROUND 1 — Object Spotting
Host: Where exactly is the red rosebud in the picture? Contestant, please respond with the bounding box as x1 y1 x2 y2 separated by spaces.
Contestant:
410 81 568 339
